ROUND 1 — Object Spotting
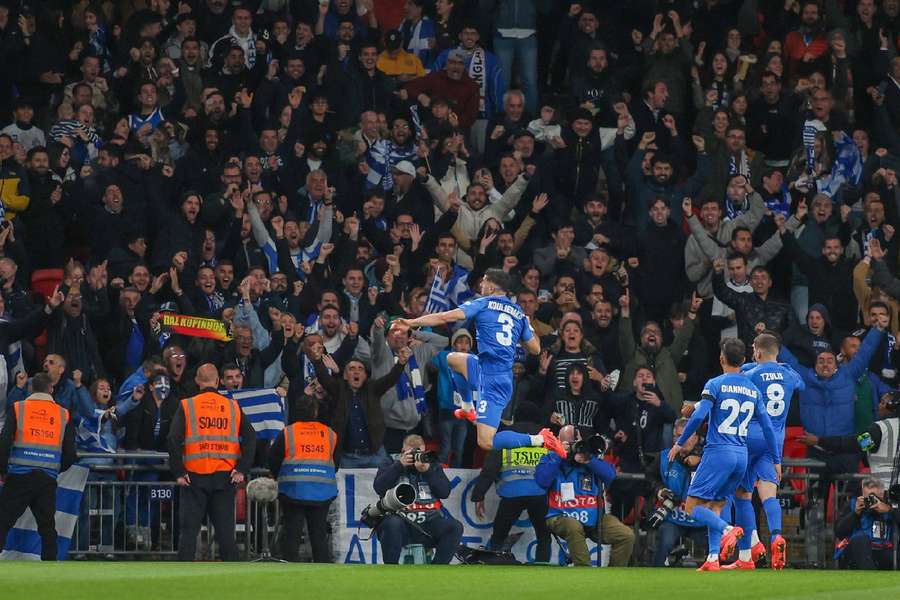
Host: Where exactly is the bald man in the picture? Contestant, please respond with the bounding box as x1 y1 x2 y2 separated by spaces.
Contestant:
167 363 256 561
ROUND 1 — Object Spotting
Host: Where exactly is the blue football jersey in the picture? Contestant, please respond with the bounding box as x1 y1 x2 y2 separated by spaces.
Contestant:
459 295 533 368
741 361 805 442
701 372 766 448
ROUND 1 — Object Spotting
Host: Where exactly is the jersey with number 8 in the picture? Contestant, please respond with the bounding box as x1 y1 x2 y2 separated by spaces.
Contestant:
741 361 805 443
459 295 533 369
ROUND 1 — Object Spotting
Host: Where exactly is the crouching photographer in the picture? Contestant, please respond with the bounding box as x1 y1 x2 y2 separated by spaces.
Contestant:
651 418 707 566
372 435 463 564
834 477 900 570
535 425 635 567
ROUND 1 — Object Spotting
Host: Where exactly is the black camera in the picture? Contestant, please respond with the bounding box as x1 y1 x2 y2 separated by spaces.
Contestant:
360 483 417 530
889 484 900 505
571 434 607 457
862 493 881 510
410 449 437 464
646 488 677 530
884 391 900 412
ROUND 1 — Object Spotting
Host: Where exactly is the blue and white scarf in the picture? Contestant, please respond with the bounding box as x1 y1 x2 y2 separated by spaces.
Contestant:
802 118 824 175
817 131 862 198
365 139 416 191
75 408 117 453
396 353 427 414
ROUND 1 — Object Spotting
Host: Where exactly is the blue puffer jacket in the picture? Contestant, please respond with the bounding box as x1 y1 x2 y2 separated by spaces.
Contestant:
778 328 884 437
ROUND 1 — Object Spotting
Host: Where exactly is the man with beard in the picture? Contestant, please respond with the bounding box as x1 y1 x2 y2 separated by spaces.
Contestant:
365 116 416 192
784 1 829 82
218 324 283 389
684 189 768 299
21 147 66 269
0 134 29 219
618 292 701 415
783 304 836 368
318 304 370 367
712 261 792 351
47 288 106 386
627 132 708 231
631 198 687 324
569 46 620 124
342 43 397 125
370 314 448 453
747 71 803 167
402 50 480 129
585 298 621 373
782 230 858 335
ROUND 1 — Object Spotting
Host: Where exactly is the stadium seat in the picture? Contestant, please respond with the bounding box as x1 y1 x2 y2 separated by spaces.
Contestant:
30 268 64 300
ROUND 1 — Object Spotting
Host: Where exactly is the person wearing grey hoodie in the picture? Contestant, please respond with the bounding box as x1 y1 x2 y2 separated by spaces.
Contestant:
369 315 448 454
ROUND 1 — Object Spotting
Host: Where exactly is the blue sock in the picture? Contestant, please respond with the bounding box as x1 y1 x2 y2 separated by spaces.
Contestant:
492 431 534 450
763 497 782 536
450 372 472 408
734 498 755 550
708 527 723 557
691 505 728 533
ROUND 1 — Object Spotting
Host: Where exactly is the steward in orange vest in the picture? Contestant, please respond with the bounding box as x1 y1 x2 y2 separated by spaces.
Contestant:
268 399 337 562
167 364 255 561
0 374 76 560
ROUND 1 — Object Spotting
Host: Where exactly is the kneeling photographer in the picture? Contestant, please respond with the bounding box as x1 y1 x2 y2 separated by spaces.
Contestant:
372 435 463 564
535 425 634 567
651 418 707 566
834 477 899 570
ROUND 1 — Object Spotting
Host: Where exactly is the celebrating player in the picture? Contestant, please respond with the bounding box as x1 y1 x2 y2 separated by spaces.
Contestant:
668 338 778 572
728 333 804 570
393 269 565 456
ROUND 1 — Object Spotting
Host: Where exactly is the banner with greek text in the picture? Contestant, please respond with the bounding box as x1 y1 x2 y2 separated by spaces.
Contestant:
162 313 232 341
334 469 603 565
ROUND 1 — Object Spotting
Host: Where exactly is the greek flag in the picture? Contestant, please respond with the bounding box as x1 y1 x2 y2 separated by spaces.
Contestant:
425 265 472 314
0 465 89 560
365 139 416 191
75 409 117 454
224 388 285 441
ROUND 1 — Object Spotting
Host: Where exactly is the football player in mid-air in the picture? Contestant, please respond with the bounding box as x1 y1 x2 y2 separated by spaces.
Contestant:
669 338 778 572
727 333 804 570
394 269 565 456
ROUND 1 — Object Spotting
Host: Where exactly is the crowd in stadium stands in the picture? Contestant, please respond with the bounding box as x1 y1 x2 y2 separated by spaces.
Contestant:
1 0 900 566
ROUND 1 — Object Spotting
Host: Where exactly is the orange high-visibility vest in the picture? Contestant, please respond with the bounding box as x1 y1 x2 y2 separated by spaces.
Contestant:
181 392 242 474
9 397 69 477
278 421 338 501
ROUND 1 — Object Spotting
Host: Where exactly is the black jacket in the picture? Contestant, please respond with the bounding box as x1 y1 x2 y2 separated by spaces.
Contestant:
633 219 687 310
712 271 792 350
166 387 257 477
124 394 180 452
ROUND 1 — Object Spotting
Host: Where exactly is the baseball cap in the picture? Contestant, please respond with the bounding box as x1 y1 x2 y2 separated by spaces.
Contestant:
385 29 402 50
392 160 416 177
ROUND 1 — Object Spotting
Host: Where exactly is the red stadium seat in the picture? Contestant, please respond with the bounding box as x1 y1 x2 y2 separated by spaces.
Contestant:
30 268 64 300
782 427 809 506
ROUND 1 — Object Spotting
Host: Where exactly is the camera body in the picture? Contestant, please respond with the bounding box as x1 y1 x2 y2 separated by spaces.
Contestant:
647 488 677 529
883 391 900 412
360 482 417 530
410 449 437 464
571 434 607 459
862 493 881 510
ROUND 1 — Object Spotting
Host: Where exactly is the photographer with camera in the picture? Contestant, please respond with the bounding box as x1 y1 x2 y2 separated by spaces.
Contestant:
268 398 337 563
373 434 463 564
651 418 707 566
535 425 635 567
834 477 899 570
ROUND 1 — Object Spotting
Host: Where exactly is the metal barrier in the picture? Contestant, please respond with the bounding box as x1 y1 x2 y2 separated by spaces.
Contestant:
68 453 893 567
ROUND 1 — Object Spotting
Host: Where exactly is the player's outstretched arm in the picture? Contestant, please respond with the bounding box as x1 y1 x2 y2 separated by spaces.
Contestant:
523 335 540 355
395 309 466 329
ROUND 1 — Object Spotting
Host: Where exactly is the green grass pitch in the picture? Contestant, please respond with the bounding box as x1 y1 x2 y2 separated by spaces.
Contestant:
2 563 898 599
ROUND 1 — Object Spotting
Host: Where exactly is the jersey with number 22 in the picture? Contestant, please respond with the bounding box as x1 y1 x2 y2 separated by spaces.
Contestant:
459 295 533 368
702 372 767 448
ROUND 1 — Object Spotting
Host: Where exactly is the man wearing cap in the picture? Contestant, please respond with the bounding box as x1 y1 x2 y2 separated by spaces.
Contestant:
167 363 256 561
402 49 480 130
377 29 426 82
387 160 434 229
433 22 505 152
0 373 77 560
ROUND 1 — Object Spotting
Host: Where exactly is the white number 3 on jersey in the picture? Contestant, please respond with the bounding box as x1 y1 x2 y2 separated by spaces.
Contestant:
495 313 514 346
